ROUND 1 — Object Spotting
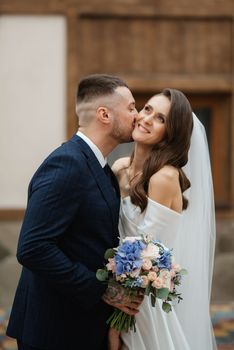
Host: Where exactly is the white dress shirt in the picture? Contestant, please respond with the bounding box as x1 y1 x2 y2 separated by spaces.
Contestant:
76 131 106 168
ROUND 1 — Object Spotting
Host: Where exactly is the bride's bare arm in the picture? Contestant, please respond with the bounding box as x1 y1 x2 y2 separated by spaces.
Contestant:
108 328 122 350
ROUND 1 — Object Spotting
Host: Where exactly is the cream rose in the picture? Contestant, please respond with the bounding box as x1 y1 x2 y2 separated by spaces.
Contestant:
152 266 159 273
130 268 141 278
147 271 157 281
152 277 163 289
122 236 142 243
142 258 152 270
141 243 160 260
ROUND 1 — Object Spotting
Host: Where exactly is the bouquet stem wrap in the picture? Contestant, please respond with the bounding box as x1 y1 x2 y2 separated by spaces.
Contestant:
107 309 136 332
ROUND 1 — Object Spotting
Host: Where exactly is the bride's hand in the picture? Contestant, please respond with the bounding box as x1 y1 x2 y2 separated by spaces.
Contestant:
108 327 122 350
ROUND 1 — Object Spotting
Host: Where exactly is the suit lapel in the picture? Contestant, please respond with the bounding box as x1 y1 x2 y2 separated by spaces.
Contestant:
87 157 120 207
71 135 120 225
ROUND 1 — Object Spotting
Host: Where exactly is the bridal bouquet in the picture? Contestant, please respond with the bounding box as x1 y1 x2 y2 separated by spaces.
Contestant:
96 235 187 332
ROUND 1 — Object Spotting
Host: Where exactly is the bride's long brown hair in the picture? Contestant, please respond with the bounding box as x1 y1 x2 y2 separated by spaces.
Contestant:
130 88 193 212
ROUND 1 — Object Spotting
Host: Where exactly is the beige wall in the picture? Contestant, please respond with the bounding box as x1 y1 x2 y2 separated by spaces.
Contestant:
0 15 67 208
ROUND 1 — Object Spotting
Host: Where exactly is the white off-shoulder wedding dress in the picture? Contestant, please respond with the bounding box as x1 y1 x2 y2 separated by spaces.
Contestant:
119 196 191 350
117 114 217 350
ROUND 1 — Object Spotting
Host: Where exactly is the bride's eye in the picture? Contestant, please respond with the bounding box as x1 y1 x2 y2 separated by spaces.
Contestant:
157 115 165 123
144 105 150 112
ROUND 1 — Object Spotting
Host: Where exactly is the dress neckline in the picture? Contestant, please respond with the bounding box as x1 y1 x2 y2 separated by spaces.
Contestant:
121 195 182 217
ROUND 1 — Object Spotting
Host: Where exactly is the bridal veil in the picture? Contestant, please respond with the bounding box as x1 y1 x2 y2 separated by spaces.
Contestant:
174 113 217 349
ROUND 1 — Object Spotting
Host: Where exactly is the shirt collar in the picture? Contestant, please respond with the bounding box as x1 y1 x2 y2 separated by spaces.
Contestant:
76 131 106 168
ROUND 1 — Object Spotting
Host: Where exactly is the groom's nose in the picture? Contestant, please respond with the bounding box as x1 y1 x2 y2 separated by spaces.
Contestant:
134 112 141 122
132 109 139 126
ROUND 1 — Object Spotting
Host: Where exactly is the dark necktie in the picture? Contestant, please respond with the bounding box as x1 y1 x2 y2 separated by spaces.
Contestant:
103 164 120 197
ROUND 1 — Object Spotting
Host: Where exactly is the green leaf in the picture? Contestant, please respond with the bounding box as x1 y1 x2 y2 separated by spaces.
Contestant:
178 296 183 303
162 302 172 313
168 293 177 300
96 269 108 281
150 293 156 307
144 282 151 296
104 248 116 260
179 269 188 275
156 288 170 300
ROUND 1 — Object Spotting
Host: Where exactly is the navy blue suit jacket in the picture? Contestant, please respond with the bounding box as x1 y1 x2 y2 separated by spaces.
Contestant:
7 135 120 350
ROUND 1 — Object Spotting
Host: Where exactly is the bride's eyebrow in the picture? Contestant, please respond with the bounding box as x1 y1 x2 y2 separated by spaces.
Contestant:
145 104 153 111
157 112 167 118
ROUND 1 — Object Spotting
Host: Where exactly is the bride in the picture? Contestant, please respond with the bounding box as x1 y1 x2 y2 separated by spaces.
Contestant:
110 88 217 350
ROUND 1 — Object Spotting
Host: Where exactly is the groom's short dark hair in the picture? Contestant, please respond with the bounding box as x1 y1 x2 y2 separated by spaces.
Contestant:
76 74 128 103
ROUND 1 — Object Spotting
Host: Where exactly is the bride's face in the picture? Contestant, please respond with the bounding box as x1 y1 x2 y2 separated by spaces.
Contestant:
132 94 171 145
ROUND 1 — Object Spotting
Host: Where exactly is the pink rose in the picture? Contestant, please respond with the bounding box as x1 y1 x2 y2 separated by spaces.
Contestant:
106 258 116 273
170 281 174 292
142 258 152 270
173 263 181 273
147 271 157 281
152 277 163 289
159 269 171 289
170 269 176 278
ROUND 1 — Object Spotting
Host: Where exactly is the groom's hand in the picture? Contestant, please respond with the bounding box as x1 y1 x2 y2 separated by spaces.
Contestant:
102 281 144 316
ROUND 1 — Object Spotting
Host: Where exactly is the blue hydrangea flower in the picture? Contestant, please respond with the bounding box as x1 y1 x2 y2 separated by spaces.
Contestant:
115 240 146 276
130 277 144 288
158 249 172 270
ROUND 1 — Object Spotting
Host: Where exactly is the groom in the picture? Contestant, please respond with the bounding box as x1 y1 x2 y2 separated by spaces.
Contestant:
7 74 140 350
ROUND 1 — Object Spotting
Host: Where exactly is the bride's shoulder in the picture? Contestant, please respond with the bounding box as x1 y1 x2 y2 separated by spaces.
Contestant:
149 166 179 191
157 165 179 178
111 157 130 176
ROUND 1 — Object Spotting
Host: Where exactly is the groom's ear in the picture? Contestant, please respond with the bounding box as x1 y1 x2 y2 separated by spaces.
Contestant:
96 106 111 125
